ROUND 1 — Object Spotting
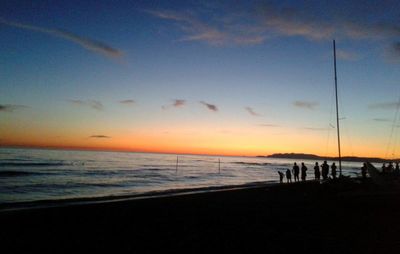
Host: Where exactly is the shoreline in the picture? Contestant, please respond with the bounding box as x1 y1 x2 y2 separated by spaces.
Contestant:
0 176 373 213
0 180 280 212
2 178 399 252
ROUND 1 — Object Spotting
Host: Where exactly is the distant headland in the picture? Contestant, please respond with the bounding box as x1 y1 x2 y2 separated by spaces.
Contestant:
258 153 399 163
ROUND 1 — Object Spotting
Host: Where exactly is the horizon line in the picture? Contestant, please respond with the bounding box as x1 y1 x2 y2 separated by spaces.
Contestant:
0 144 387 160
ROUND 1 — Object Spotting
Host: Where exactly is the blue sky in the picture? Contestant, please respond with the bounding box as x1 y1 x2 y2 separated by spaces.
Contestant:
1 0 400 157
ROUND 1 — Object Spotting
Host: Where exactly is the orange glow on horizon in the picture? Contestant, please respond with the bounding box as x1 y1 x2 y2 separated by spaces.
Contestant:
1 137 393 159
1 121 396 158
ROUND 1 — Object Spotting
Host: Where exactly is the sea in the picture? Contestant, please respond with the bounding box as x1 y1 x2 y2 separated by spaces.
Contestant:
0 148 365 206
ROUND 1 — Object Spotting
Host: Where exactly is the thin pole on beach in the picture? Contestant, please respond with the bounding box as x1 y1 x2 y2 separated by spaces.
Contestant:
176 155 179 174
333 39 342 176
218 158 221 174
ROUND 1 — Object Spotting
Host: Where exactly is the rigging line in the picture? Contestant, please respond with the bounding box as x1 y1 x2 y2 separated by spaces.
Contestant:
343 120 355 157
390 100 400 158
334 68 354 157
385 94 400 159
391 129 400 159
325 70 336 156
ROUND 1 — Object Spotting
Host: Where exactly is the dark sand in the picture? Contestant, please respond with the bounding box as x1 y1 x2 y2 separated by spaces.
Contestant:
1 179 400 253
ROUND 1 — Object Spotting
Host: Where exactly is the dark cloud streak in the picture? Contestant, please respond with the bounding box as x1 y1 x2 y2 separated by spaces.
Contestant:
68 99 104 111
368 102 400 110
200 101 218 112
373 118 391 122
173 99 186 107
0 104 28 112
293 101 319 110
245 107 261 116
119 99 135 105
90 135 111 138
162 99 186 110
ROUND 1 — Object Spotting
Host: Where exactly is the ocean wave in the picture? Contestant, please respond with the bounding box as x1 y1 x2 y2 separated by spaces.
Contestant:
0 171 45 177
82 168 167 176
18 182 125 189
0 158 35 162
183 175 201 180
0 162 70 167
233 162 271 166
141 167 167 171
83 170 121 176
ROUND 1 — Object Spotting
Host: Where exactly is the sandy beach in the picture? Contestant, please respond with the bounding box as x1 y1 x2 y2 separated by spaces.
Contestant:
1 178 399 253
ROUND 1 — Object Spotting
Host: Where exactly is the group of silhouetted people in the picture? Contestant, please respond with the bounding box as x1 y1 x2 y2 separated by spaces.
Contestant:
277 161 400 183
380 162 400 174
278 161 339 183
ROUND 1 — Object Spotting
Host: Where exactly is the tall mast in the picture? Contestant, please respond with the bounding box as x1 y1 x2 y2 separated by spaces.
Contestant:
333 40 342 176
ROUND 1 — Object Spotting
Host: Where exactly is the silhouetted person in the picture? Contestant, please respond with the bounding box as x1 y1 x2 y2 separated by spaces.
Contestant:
286 169 292 183
387 162 394 173
278 171 284 183
292 163 300 182
321 161 329 180
314 162 320 180
361 163 367 179
331 162 337 179
395 162 400 175
301 162 307 181
382 163 386 174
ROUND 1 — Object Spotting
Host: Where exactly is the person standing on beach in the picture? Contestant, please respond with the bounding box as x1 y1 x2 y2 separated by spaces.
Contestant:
361 163 367 179
301 163 307 181
278 171 284 183
314 162 320 180
331 163 337 179
395 162 400 175
382 163 386 173
387 162 394 173
321 161 329 180
286 168 292 183
292 163 300 182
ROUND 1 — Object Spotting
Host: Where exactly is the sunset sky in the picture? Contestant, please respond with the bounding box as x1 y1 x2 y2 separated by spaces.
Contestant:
1 0 400 158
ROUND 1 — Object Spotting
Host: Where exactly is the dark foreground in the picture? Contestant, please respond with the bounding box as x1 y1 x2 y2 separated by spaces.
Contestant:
1 179 400 253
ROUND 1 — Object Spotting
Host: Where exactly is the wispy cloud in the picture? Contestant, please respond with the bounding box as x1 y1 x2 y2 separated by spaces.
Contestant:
373 118 391 122
119 99 135 105
90 135 111 138
258 123 279 127
173 99 186 107
245 106 261 116
162 99 186 110
147 9 267 46
200 101 218 112
0 104 28 112
0 18 123 59
147 3 400 59
336 49 360 61
368 102 400 110
147 10 227 46
68 99 104 111
259 3 400 47
293 101 319 110
300 127 330 131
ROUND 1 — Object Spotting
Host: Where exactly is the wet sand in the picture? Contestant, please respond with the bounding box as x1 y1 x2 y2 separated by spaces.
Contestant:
1 179 400 253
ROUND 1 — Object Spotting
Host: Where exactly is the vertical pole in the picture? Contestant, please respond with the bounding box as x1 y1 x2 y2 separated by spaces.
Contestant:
333 40 342 176
176 155 178 174
218 158 221 174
